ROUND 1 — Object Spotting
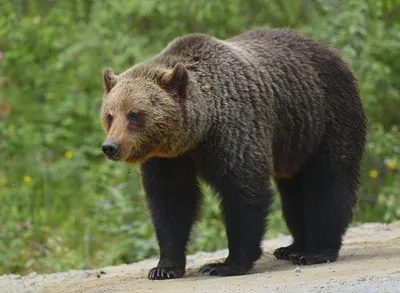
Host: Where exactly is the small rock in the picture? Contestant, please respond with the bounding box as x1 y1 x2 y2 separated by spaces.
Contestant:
358 277 366 282
16 279 25 286
294 266 301 273
29 272 37 278
96 270 106 278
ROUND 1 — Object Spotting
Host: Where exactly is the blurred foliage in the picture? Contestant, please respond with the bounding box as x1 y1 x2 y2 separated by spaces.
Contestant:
0 0 399 275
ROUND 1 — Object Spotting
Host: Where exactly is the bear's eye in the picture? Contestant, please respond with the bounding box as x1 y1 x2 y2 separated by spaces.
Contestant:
106 114 113 125
128 112 140 123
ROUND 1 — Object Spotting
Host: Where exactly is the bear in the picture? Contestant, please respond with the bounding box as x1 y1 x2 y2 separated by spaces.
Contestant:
99 28 367 280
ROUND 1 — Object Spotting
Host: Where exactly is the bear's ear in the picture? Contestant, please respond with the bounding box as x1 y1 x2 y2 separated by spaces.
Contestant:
103 68 118 94
161 63 189 99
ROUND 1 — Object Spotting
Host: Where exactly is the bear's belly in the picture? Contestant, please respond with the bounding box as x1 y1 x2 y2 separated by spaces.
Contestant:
272 134 322 180
272 169 296 180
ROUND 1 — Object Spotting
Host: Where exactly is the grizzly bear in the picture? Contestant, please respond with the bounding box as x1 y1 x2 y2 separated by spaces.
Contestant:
100 28 367 280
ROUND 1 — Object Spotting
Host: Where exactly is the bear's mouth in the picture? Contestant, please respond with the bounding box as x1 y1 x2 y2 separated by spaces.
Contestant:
108 152 129 162
125 144 155 164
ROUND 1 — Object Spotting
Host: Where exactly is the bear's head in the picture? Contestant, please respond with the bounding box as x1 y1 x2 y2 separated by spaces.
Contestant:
100 63 189 164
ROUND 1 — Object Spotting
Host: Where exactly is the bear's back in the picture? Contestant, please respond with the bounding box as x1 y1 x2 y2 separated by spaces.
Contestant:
226 28 303 44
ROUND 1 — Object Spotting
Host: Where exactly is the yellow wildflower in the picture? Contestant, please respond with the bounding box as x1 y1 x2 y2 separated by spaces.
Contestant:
23 176 32 184
65 151 73 159
389 162 398 171
368 170 378 179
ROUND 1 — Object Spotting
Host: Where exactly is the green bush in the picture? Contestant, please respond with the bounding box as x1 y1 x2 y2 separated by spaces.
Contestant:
0 0 398 275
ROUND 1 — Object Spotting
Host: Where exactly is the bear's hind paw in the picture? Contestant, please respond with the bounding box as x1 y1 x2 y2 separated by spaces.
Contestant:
288 250 338 265
273 244 303 260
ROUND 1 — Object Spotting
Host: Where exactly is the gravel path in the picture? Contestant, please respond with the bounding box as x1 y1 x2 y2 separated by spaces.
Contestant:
1 221 400 293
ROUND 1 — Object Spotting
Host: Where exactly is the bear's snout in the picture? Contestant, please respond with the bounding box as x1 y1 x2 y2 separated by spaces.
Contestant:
102 139 119 158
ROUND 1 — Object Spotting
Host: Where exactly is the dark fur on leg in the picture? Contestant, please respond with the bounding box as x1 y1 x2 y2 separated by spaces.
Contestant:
141 155 201 280
273 175 305 260
283 139 361 265
194 144 273 276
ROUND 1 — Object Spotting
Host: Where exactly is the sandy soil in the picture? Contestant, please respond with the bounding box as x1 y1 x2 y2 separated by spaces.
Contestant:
1 221 400 293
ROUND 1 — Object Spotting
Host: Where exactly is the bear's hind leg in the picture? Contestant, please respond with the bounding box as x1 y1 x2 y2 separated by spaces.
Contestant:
287 143 360 265
273 174 306 260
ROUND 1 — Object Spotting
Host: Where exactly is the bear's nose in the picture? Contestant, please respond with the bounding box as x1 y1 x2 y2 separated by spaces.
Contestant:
102 139 119 158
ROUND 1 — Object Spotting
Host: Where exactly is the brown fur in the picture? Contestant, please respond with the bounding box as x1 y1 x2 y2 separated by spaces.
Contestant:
100 63 193 163
100 28 367 280
100 28 365 174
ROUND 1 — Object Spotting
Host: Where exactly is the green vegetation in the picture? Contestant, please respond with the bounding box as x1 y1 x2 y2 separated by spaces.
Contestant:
0 0 399 275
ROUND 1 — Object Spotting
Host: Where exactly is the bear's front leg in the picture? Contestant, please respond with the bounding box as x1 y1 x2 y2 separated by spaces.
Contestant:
141 156 201 280
198 158 273 276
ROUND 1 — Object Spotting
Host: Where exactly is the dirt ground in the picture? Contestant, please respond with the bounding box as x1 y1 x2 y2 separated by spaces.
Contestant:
1 222 400 293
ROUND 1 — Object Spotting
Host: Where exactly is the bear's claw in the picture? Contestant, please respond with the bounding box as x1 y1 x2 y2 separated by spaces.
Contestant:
148 267 184 280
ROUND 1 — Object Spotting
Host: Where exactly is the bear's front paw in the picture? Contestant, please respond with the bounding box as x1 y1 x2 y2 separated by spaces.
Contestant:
199 262 251 276
148 266 185 280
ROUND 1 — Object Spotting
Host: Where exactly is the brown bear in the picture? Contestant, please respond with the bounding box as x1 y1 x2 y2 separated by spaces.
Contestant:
100 28 367 280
